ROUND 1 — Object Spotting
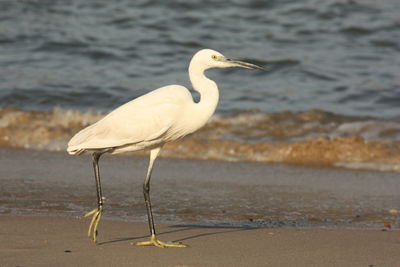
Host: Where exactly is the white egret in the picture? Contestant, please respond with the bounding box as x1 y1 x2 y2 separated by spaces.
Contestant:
67 49 264 248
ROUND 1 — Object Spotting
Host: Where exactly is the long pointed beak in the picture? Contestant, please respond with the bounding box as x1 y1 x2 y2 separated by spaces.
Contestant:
223 58 266 71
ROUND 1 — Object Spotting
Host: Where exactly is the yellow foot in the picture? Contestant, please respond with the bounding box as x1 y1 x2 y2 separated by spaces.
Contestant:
133 234 187 248
84 206 103 243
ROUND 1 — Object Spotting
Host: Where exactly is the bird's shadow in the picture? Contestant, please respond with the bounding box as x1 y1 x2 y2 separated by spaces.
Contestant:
97 224 255 246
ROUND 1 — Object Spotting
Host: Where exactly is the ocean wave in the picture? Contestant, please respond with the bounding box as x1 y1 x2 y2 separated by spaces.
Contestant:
1 107 400 172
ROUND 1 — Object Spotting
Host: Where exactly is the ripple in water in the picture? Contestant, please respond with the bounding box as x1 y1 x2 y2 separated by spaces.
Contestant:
0 0 399 118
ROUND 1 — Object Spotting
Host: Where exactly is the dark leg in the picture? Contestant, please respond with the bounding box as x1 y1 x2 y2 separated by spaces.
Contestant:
84 149 111 243
93 152 104 210
142 147 160 236
134 147 186 248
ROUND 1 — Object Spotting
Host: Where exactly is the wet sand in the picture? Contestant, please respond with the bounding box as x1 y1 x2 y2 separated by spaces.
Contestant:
1 215 400 267
0 148 400 266
1 148 399 227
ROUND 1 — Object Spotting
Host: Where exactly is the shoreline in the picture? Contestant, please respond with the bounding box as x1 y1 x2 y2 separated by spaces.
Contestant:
1 107 400 172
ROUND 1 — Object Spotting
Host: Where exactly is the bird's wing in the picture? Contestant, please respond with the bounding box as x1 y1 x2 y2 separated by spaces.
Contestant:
67 85 191 152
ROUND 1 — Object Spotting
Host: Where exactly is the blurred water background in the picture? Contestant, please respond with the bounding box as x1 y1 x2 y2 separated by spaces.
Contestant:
1 0 400 170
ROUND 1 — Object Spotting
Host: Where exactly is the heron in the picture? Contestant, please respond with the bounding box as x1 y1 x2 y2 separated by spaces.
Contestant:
67 49 264 248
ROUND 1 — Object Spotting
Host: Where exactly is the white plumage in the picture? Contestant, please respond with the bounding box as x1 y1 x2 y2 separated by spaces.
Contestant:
67 49 264 247
67 85 195 154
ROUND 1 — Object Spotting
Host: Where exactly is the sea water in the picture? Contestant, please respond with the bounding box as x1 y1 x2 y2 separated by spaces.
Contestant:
1 0 400 171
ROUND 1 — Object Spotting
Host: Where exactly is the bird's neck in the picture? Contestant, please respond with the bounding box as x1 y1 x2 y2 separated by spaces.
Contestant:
189 66 220 122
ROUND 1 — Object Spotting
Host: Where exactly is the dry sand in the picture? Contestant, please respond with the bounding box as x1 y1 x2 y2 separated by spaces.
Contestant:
1 215 399 267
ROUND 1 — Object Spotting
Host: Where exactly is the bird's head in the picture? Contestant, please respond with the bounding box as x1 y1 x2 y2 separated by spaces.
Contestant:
190 49 265 71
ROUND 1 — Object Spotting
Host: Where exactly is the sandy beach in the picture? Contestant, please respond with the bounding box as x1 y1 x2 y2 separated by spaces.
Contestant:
0 216 399 267
2 0 400 265
1 148 400 266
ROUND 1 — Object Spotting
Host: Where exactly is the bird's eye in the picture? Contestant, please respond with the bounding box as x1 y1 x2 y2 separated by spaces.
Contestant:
211 55 218 60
